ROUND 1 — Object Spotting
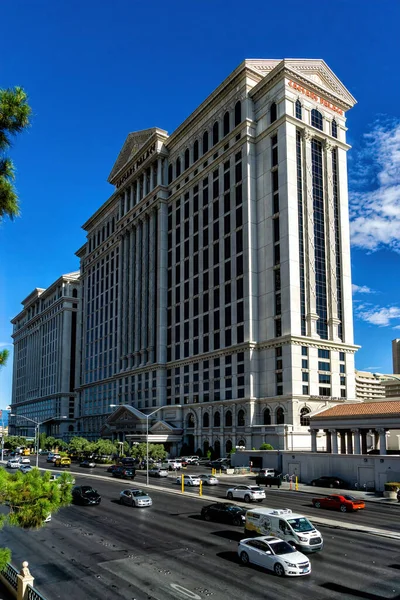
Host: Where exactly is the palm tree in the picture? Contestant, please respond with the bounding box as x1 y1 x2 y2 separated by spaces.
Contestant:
0 86 31 221
0 349 9 368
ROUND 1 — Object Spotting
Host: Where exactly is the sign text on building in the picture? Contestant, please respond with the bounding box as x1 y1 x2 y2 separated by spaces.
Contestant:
288 80 343 116
116 142 157 188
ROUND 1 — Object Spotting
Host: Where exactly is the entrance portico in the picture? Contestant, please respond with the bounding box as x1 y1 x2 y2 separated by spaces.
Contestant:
101 405 183 455
310 401 400 455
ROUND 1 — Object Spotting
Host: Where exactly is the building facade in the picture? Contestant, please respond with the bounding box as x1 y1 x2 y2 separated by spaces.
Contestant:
76 59 358 455
392 339 400 374
9 272 80 440
355 370 385 401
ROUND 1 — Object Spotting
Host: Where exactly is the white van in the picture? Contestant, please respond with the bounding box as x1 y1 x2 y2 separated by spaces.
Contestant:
244 508 323 553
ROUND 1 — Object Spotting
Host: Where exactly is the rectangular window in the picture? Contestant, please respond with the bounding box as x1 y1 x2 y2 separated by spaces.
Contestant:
340 364 345 373
302 385 309 395
318 349 330 359
319 374 331 384
340 376 346 386
275 318 282 337
301 346 308 356
302 359 308 369
302 372 309 382
339 352 345 361
319 387 331 396
318 361 330 371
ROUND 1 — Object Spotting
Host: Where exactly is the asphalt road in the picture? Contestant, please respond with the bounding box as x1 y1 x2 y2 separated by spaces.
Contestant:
2 462 400 600
35 456 400 533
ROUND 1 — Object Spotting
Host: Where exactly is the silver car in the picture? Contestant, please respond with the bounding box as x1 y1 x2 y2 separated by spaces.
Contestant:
199 474 219 485
19 465 34 474
119 489 152 507
7 460 20 469
149 467 168 477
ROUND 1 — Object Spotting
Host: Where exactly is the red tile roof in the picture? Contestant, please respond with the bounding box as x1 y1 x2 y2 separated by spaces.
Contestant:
311 401 400 420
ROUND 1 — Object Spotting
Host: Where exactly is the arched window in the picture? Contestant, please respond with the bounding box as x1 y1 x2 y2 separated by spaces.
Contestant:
168 164 173 184
225 410 232 426
237 409 245 427
68 425 74 432
176 157 181 178
311 109 323 131
300 407 311 427
234 100 242 126
214 411 220 427
223 111 230 136
202 131 209 154
193 140 199 162
214 440 221 458
332 119 338 139
225 439 232 454
203 412 209 428
203 440 209 455
212 121 219 146
72 288 78 298
263 408 271 425
187 413 195 428
184 148 190 170
276 407 285 425
270 102 277 123
295 99 302 120
237 439 245 448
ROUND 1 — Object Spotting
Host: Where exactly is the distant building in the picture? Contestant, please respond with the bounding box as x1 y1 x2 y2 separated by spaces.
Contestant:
392 339 400 374
9 272 80 440
355 370 385 401
75 58 358 454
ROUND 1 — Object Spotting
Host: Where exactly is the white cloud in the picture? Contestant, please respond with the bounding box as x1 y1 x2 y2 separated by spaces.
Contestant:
355 304 400 326
362 366 382 371
352 284 375 294
0 343 12 348
349 120 400 252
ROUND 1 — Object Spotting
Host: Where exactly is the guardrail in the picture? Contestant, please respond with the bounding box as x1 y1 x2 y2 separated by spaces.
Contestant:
2 562 18 591
26 584 47 600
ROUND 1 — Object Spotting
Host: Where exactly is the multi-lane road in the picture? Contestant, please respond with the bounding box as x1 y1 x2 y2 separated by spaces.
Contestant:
2 459 400 600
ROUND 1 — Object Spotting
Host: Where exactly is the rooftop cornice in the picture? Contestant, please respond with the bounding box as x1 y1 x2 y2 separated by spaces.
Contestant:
165 61 263 148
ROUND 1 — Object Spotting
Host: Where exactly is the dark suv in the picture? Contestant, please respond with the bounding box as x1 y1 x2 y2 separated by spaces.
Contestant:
72 485 101 506
112 466 136 480
121 458 136 467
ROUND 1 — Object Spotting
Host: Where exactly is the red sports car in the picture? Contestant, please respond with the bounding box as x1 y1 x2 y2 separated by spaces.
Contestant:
312 494 365 512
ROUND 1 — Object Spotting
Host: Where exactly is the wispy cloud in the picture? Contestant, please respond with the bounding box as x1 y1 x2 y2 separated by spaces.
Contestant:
0 343 12 348
362 366 382 371
355 304 400 327
349 119 400 252
352 284 375 294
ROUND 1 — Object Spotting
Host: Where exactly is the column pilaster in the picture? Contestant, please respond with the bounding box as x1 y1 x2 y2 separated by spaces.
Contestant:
329 428 338 453
352 428 361 454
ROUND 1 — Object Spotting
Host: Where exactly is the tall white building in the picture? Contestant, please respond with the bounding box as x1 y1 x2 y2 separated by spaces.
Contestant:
392 339 400 374
76 59 358 455
10 272 80 440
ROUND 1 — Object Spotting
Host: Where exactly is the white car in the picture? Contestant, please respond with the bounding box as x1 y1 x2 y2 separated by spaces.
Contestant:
238 536 311 577
19 457 31 464
199 474 219 485
226 485 266 502
7 460 20 469
119 489 152 507
49 473 76 484
19 465 34 474
148 467 168 477
176 474 201 486
167 459 182 471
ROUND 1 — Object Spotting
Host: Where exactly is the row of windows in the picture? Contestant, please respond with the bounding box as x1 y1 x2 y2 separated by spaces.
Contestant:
168 101 242 183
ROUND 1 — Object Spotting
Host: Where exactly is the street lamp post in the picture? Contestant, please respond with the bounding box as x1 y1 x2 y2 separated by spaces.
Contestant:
10 415 67 468
110 404 182 486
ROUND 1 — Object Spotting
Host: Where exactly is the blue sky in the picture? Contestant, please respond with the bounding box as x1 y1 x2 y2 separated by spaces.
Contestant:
1 0 400 408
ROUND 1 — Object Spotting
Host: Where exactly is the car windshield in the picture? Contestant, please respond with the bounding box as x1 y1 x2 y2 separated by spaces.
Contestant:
132 491 146 497
81 486 96 494
287 517 314 532
270 541 296 555
227 506 242 513
343 495 356 501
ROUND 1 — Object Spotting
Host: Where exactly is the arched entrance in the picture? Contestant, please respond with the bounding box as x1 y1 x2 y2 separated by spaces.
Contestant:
225 440 232 454
203 440 210 456
214 440 221 459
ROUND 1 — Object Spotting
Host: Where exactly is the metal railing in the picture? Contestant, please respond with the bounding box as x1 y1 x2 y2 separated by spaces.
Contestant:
26 584 47 600
2 562 18 590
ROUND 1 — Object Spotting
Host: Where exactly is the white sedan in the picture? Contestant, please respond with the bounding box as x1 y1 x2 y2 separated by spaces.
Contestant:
176 475 201 486
6 460 20 469
226 485 265 502
199 474 219 485
238 536 311 577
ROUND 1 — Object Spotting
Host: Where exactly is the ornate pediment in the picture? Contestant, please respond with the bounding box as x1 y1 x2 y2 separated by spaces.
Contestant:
247 58 356 108
149 420 177 433
108 128 158 183
106 405 146 424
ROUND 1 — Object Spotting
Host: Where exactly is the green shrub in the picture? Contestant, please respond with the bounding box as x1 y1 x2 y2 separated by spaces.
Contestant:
259 443 274 450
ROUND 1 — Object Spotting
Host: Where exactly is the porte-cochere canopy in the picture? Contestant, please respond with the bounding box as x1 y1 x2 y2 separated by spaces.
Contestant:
101 405 183 444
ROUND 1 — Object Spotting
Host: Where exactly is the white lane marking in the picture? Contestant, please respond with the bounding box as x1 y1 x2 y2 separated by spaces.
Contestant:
170 583 202 599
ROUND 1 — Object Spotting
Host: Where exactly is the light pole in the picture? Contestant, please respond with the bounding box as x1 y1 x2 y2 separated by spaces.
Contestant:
110 404 181 485
10 415 67 468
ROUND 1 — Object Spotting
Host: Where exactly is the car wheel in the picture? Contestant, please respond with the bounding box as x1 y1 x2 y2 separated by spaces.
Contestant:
244 494 251 503
204 513 211 522
340 505 347 513
314 501 321 508
240 551 249 565
329 483 334 488
312 481 316 486
257 499 263 503
274 563 285 577
227 492 233 500
233 518 241 527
